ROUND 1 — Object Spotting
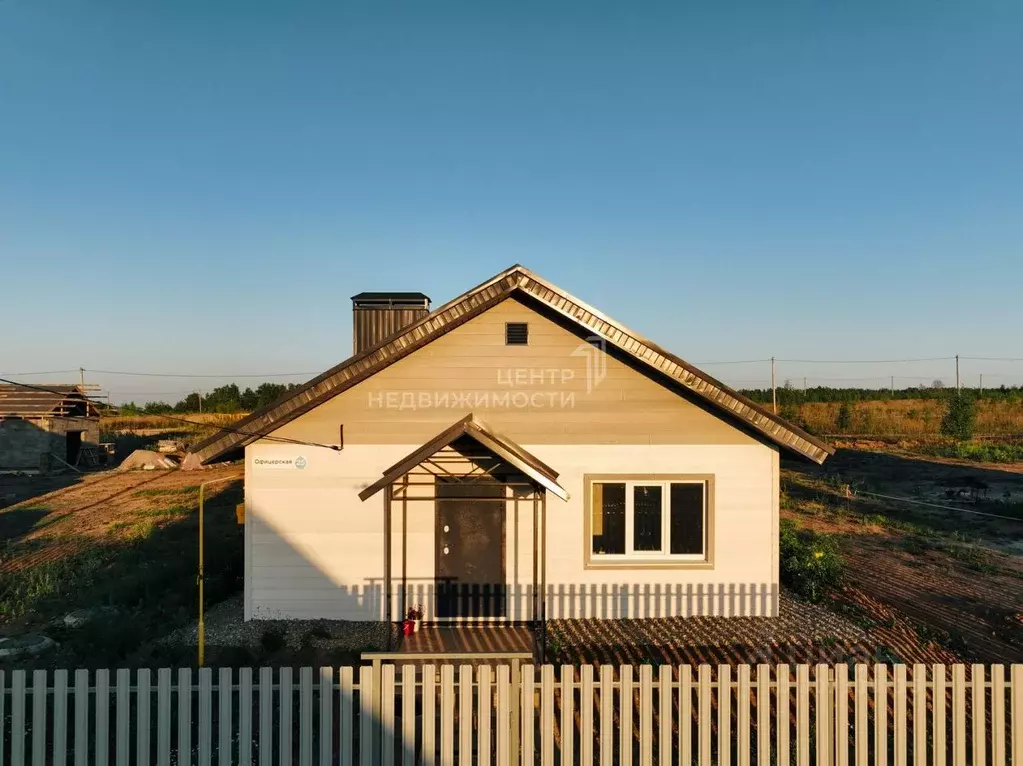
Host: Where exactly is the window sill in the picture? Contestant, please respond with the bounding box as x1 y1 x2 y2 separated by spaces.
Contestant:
584 558 714 571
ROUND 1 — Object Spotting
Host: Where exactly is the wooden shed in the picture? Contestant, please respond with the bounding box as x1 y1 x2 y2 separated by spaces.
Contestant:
0 384 100 472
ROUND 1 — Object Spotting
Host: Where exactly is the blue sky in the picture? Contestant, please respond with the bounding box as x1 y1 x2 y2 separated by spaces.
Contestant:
1 2 1021 402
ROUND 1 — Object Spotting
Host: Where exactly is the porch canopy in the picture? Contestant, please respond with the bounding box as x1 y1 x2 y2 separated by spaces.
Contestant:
359 414 568 630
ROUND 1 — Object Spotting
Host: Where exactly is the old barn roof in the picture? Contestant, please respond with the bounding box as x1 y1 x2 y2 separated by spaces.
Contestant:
0 384 98 418
190 265 834 465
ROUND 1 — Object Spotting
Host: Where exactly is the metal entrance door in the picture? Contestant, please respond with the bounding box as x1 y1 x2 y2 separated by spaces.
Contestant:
435 478 506 618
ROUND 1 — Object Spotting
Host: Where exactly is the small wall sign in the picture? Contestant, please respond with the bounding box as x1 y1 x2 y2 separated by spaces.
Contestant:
253 455 308 470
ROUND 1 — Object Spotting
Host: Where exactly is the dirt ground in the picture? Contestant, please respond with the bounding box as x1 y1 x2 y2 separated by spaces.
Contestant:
782 448 1023 665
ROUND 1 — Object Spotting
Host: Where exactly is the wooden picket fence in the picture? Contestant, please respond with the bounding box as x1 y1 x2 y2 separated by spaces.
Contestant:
1 663 1021 765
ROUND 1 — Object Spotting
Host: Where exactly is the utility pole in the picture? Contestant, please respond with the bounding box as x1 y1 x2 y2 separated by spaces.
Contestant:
891 375 895 396
771 357 777 414
79 367 85 389
802 376 807 391
979 373 983 397
197 390 203 414
955 354 960 393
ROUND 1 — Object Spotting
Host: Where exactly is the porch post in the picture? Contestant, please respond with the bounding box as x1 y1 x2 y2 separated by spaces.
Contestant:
401 475 408 624
383 483 392 640
532 493 538 625
541 490 547 657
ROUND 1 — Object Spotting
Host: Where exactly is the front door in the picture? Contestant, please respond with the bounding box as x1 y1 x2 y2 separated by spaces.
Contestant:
435 478 506 618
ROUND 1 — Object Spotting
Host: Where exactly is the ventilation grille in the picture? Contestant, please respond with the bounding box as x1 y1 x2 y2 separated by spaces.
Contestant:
505 322 529 345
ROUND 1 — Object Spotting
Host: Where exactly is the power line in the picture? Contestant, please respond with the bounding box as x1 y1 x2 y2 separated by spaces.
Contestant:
88 369 318 378
692 359 771 366
0 377 342 453
775 357 955 364
960 356 1023 362
0 369 80 377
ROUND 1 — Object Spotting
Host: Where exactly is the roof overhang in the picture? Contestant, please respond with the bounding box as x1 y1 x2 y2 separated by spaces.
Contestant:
358 414 570 502
189 265 834 466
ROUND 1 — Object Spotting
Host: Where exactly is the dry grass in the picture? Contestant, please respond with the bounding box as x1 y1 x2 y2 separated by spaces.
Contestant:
100 413 248 432
796 398 1023 436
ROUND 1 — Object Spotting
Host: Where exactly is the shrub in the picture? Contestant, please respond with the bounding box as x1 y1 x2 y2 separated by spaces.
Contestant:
835 401 853 432
779 519 844 603
260 629 286 653
940 393 976 441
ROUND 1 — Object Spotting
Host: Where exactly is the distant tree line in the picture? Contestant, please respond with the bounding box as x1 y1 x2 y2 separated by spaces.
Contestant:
119 382 303 415
738 383 1023 406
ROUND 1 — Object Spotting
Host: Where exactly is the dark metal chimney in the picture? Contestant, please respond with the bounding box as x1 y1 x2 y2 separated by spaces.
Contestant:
351 292 431 355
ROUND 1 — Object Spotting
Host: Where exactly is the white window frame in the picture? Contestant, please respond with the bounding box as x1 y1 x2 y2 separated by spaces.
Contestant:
590 479 707 562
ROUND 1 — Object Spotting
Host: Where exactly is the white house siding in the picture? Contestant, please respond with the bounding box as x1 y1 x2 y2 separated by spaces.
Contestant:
245 441 779 621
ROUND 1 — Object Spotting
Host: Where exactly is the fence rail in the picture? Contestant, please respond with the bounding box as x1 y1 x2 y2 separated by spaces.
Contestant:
1 663 1020 765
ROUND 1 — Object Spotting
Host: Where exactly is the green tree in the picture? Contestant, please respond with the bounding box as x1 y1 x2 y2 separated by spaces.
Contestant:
940 393 976 441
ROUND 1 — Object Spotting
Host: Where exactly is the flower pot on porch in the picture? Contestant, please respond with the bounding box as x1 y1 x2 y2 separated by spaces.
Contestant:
402 620 415 637
413 619 422 633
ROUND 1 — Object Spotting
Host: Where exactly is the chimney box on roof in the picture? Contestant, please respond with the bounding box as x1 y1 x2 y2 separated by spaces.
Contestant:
351 292 431 355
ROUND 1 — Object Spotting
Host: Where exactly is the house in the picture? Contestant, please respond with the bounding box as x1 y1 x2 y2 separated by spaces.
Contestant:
0 384 100 472
187 265 832 626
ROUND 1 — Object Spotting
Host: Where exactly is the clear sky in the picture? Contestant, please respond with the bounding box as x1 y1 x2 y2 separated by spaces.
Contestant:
2 2 1021 402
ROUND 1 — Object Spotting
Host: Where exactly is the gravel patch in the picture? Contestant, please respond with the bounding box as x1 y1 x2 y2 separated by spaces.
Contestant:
163 594 393 652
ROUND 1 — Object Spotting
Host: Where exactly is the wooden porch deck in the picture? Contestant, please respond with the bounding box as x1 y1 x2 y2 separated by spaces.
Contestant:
397 624 535 655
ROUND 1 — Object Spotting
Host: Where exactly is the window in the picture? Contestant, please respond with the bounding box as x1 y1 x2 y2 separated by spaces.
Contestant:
505 322 528 345
589 478 708 562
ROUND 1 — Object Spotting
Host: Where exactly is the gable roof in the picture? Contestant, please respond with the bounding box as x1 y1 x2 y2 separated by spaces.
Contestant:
358 414 569 502
0 384 98 419
189 265 834 465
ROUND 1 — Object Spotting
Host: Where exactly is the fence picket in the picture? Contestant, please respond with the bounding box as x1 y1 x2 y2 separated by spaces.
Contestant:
990 665 1005 766
239 668 253 766
912 665 926 766
318 667 332 766
358 666 373 766
874 665 888 766
718 665 732 766
339 667 354 766
1011 665 1022 766
639 665 653 766
11 671 25 766
540 665 555 766
156 669 171 766
658 665 672 766
0 670 4 766
496 666 510 766
835 663 849 766
893 664 907 766
698 665 712 766
520 665 535 766
468 665 485 765
600 665 614 766
561 666 575 766
777 665 790 766
796 664 810 766
197 668 212 766
440 665 455 766
737 664 751 766
757 665 771 766
381 665 396 766
219 668 234 766
399 666 415 766
932 665 946 766
854 665 868 766
479 666 493 766
299 667 312 766
74 669 89 766
815 664 831 766
259 668 273 766
51 669 67 766
952 664 965 766
422 665 437 766
972 665 987 766
31 670 47 766
280 667 294 766
176 668 190 766
579 665 594 766
137 668 151 766
115 668 130 766
621 664 634 766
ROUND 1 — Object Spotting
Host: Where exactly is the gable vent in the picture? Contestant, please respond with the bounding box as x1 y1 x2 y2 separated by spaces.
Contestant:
505 322 529 345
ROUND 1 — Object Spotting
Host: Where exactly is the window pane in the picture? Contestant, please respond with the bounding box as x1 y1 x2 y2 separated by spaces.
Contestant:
670 483 705 555
591 483 625 554
632 485 663 552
